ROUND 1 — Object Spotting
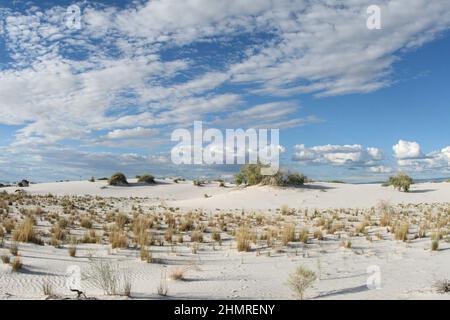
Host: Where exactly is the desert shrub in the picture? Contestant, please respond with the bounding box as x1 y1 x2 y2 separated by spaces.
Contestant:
80 217 93 229
2 219 15 234
109 229 129 249
85 259 131 296
157 270 169 296
12 217 40 243
11 257 22 272
191 230 203 243
193 180 204 186
385 173 413 192
299 228 309 244
42 279 53 296
115 213 129 230
108 173 128 186
394 222 409 241
68 244 77 257
212 229 221 242
287 266 317 300
432 239 439 251
10 242 18 256
235 164 307 187
137 174 155 184
89 177 95 182
313 229 324 240
434 279 450 293
236 226 254 252
286 172 306 186
169 267 187 281
1 255 10 264
282 224 296 245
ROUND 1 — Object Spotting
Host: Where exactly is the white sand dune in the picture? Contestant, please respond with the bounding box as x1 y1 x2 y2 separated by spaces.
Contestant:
4 180 450 210
1 180 449 300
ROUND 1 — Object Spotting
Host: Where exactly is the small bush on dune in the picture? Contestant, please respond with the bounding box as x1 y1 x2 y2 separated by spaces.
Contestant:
109 229 128 249
1 255 10 264
235 163 307 187
137 174 155 184
287 266 317 300
108 173 128 186
385 173 413 192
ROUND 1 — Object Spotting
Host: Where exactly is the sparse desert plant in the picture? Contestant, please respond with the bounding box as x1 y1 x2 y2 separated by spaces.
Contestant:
108 172 128 186
432 239 439 251
282 224 296 245
212 229 221 242
281 205 293 215
157 270 169 296
299 228 309 244
386 173 413 192
236 225 253 252
1 255 10 264
191 230 203 243
137 174 155 184
169 267 187 281
434 279 450 293
42 279 53 296
193 180 204 186
287 266 317 300
394 222 409 241
85 258 131 296
3 218 15 234
12 217 40 243
11 257 22 272
109 229 128 249
68 244 77 257
313 229 323 240
80 217 93 229
286 172 306 186
10 242 18 256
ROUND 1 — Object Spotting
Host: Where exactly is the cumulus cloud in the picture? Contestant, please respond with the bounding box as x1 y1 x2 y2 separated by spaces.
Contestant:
1 1 450 179
393 140 424 159
103 127 159 140
396 144 450 172
292 144 385 168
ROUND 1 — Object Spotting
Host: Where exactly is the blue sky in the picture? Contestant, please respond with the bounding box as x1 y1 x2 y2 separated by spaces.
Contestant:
0 0 449 182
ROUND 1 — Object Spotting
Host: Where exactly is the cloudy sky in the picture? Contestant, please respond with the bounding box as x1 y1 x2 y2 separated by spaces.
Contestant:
0 0 449 182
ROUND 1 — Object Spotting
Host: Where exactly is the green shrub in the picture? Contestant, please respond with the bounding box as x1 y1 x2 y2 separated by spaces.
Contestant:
108 173 128 186
385 173 413 192
137 174 155 184
234 163 307 187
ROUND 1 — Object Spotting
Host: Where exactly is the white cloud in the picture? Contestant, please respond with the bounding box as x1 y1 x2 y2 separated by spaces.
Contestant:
396 144 450 172
292 144 385 167
368 166 393 174
103 127 159 140
393 140 424 159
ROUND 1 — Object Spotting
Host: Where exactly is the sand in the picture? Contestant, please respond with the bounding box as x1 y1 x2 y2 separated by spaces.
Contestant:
0 180 449 300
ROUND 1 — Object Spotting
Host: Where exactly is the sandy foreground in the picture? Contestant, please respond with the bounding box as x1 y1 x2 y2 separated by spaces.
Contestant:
0 179 449 300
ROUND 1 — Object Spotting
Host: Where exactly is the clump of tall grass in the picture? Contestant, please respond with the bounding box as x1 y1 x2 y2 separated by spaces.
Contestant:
11 257 23 272
12 217 41 244
108 172 128 186
236 226 254 252
109 229 128 249
282 224 296 246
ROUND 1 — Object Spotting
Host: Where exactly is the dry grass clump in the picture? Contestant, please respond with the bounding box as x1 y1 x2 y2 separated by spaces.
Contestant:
169 267 187 281
137 174 155 184
434 279 450 293
12 217 41 244
431 239 439 251
109 229 129 249
191 230 203 243
299 228 309 244
11 257 23 272
80 217 93 229
281 224 296 245
211 229 221 242
1 255 10 264
394 222 409 241
236 225 254 252
2 219 15 234
287 266 317 300
313 229 324 240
